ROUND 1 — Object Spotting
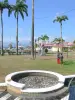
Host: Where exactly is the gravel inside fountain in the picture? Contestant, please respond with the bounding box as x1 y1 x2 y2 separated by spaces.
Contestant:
18 75 58 89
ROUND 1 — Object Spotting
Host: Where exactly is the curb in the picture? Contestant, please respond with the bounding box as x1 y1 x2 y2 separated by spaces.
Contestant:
0 83 7 91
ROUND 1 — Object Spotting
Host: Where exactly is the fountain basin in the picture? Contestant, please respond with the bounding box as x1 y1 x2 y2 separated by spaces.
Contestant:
5 70 66 99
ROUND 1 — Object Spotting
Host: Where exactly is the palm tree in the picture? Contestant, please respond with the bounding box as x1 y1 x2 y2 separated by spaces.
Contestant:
73 40 75 44
52 38 65 44
0 0 10 56
38 34 49 55
38 34 49 42
52 37 65 53
53 15 68 53
32 0 34 59
8 0 28 55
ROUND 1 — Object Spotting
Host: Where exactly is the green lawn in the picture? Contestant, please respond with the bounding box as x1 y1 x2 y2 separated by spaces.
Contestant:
0 55 75 82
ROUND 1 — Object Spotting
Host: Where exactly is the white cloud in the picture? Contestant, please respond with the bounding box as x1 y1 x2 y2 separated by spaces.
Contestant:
56 12 60 16
55 11 65 18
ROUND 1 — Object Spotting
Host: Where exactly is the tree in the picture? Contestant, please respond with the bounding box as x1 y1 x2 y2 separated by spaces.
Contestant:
52 38 65 43
38 34 49 41
70 41 75 51
38 34 49 56
45 48 48 54
8 0 28 55
8 43 13 49
53 15 68 53
0 0 10 56
73 40 75 44
31 0 34 59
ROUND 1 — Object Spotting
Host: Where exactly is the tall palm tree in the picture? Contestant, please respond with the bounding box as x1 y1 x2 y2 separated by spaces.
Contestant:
8 0 28 55
53 15 68 53
0 0 10 56
32 0 34 59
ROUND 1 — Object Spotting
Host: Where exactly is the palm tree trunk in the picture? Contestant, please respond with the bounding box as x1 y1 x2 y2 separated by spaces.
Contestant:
67 47 68 58
35 39 36 58
16 14 18 55
31 0 34 59
60 22 63 53
1 11 3 56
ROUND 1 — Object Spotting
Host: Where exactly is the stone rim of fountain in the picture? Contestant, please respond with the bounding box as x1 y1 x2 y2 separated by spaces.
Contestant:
5 70 65 93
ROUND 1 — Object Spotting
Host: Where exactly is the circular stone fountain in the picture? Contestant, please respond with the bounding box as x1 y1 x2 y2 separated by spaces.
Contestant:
5 70 68 100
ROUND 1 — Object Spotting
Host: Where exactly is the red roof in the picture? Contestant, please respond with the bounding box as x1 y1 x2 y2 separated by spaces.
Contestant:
41 42 74 47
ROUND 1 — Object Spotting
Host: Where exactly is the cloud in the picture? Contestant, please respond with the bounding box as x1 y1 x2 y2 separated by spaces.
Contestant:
54 12 60 19
55 11 65 18
56 12 60 16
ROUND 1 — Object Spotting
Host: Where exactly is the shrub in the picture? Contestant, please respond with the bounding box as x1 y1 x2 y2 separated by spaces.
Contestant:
45 48 48 53
63 48 68 52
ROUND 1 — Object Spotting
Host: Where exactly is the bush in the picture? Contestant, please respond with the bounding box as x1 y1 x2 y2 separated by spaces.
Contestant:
45 48 48 53
63 48 68 52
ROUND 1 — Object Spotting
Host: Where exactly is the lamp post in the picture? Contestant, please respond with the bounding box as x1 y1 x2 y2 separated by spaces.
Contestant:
31 0 34 59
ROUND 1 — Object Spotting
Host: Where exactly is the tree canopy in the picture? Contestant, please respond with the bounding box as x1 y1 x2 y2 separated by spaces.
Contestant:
0 0 10 12
8 0 28 20
53 15 68 23
73 40 75 44
38 34 49 41
52 38 65 43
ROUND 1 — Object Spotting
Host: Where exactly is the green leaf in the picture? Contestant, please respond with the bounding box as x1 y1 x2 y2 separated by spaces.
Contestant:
8 8 12 17
19 11 24 20
14 11 17 18
4 0 8 3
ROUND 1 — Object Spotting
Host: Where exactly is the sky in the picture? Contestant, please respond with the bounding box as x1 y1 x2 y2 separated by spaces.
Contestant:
0 0 75 46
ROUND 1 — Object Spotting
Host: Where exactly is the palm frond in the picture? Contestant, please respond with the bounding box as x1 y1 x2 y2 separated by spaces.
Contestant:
14 11 17 18
20 0 26 3
23 8 28 16
8 8 12 17
19 11 24 20
8 0 28 20
62 15 68 21
53 19 57 23
16 0 20 4
4 0 8 3
22 3 28 8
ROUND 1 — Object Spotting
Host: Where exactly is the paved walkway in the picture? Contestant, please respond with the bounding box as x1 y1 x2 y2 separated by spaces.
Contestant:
0 91 22 100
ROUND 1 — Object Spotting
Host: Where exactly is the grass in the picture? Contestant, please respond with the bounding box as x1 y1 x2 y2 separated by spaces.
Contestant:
0 55 75 82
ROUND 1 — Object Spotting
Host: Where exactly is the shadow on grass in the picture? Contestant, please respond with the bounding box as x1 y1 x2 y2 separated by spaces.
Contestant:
63 60 75 65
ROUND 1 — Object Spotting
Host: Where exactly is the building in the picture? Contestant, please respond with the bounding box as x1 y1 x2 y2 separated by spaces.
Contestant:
36 42 74 52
